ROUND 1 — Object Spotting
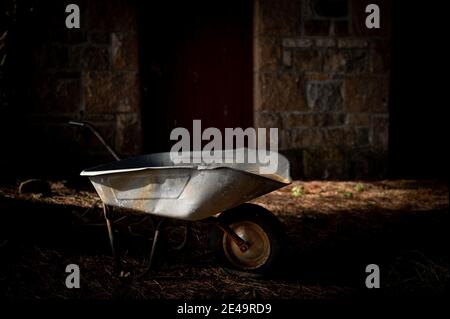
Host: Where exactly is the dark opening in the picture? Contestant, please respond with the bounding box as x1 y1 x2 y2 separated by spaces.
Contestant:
312 0 348 18
138 0 254 153
389 2 448 179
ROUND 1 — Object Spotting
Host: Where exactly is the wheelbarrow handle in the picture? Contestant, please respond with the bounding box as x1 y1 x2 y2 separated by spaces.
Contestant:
68 121 85 127
68 120 121 161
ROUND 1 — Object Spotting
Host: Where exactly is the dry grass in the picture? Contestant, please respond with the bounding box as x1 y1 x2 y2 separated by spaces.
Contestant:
253 180 448 215
0 179 448 299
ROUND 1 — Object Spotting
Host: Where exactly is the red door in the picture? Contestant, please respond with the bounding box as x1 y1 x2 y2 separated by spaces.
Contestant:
139 0 253 152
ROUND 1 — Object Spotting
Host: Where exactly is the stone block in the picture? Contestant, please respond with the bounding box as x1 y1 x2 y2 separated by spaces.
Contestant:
257 111 282 128
281 113 313 128
280 113 300 128
355 127 370 146
349 147 388 179
315 38 336 47
337 38 368 48
282 50 293 67
348 148 371 179
344 76 389 112
282 112 346 128
302 148 326 179
258 73 307 111
278 129 292 149
323 160 350 179
306 80 343 112
304 73 331 81
71 45 110 70
115 72 141 113
325 127 356 146
292 49 322 71
257 0 302 36
112 32 139 70
302 147 349 179
372 115 389 149
82 71 113 113
290 127 326 147
257 37 281 71
323 49 369 73
346 113 371 126
282 38 313 48
83 71 140 113
316 113 346 126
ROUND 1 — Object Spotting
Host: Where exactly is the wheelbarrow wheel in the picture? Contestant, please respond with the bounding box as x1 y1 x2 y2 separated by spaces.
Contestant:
211 203 287 277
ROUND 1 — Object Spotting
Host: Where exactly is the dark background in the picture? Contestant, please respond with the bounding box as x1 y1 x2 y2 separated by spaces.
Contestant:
0 0 447 180
389 2 448 179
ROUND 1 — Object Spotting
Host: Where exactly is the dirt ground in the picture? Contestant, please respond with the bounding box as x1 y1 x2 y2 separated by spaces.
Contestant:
0 179 448 299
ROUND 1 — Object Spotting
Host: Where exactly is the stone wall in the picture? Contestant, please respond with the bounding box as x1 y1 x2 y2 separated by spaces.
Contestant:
4 0 142 174
2 0 391 179
254 0 391 179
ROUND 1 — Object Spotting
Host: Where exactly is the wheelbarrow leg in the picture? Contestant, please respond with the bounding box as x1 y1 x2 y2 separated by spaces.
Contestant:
138 217 165 278
102 203 120 271
149 218 165 268
174 223 191 251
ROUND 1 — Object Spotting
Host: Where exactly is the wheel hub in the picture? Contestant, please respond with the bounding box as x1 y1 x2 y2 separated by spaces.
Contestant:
223 221 271 270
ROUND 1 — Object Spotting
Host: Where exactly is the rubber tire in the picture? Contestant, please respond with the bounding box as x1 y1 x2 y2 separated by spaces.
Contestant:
209 203 288 278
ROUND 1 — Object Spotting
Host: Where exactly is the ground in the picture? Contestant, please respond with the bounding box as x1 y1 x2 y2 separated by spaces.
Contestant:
0 179 448 299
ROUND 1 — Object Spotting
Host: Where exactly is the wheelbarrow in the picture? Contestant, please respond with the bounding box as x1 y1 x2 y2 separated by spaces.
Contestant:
69 121 291 277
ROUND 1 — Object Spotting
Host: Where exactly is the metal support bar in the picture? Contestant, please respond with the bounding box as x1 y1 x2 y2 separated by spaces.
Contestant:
149 218 165 268
138 218 166 278
209 217 249 252
174 223 192 251
103 203 121 270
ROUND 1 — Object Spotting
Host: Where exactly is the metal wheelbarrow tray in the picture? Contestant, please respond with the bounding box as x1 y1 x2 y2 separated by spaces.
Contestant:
81 149 291 221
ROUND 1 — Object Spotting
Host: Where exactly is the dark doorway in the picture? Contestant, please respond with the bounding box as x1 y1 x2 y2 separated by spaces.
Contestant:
138 1 254 152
